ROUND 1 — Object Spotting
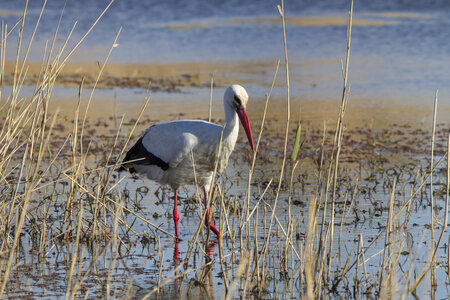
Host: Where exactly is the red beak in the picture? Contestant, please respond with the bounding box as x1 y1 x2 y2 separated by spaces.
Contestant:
237 107 255 152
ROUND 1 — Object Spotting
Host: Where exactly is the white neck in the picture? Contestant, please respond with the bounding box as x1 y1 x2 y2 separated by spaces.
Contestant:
223 101 239 142
215 101 239 173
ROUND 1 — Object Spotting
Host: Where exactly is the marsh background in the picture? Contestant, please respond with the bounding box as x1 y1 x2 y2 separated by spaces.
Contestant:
1 0 450 298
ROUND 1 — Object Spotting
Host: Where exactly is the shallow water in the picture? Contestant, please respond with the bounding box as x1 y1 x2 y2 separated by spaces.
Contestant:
2 112 450 298
1 0 450 105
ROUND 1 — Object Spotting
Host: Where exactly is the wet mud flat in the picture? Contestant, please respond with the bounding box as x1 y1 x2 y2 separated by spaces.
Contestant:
0 60 282 92
1 106 449 298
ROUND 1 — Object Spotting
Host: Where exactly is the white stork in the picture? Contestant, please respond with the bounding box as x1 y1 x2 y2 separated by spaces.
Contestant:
120 84 254 238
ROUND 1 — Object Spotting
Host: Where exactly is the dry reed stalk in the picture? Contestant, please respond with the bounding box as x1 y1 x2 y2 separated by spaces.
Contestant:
95 127 127 240
0 4 115 280
42 0 65 76
271 0 290 222
338 179 357 267
252 2 290 283
400 240 417 299
430 90 438 226
225 253 251 300
0 148 31 295
217 187 229 292
17 0 47 88
429 89 438 289
0 1 125 295
410 133 450 293
317 38 351 295
43 1 114 90
333 229 383 291
393 153 447 222
284 160 299 270
62 79 84 244
115 93 151 166
244 58 279 223
208 76 213 122
328 119 448 293
0 22 5 101
217 185 233 238
106 192 123 299
11 0 28 98
63 174 169 238
2 91 59 291
355 234 361 296
0 3 47 292
403 170 419 228
75 30 122 238
314 121 326 258
2 3 30 234
379 246 400 299
156 236 164 296
242 179 273 229
448 235 450 280
255 206 265 293
65 195 84 298
99 117 126 193
305 196 318 299
80 28 121 154
183 130 225 270
69 238 114 298
359 233 369 289
142 259 214 300
255 197 301 261
291 113 302 162
238 60 279 283
205 131 227 240
377 176 396 295
326 0 353 281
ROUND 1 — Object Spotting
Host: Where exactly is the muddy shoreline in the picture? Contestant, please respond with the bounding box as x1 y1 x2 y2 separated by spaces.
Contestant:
2 60 280 91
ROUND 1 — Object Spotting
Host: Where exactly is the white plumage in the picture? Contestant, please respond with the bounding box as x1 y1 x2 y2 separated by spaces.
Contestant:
121 85 254 238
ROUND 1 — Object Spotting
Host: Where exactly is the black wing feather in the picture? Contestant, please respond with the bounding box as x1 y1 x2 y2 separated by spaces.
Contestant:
122 136 170 172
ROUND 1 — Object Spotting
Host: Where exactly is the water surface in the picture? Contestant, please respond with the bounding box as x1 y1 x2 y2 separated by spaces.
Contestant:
1 0 450 105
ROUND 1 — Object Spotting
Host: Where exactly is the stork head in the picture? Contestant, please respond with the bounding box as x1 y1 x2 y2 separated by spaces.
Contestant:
224 85 255 152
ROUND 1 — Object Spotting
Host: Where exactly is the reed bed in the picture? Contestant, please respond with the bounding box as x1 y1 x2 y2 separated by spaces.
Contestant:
1 0 449 299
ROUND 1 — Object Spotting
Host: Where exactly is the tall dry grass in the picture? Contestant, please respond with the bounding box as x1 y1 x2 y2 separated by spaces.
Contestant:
0 0 161 297
0 0 449 299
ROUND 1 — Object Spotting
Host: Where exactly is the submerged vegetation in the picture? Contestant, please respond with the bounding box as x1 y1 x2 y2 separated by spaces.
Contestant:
1 0 450 299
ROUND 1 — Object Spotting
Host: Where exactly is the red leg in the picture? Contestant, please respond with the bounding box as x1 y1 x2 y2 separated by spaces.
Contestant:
173 189 180 238
207 240 217 257
203 187 220 236
173 240 180 263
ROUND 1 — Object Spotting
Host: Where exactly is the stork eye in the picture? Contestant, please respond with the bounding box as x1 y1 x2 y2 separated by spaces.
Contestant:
234 95 242 108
